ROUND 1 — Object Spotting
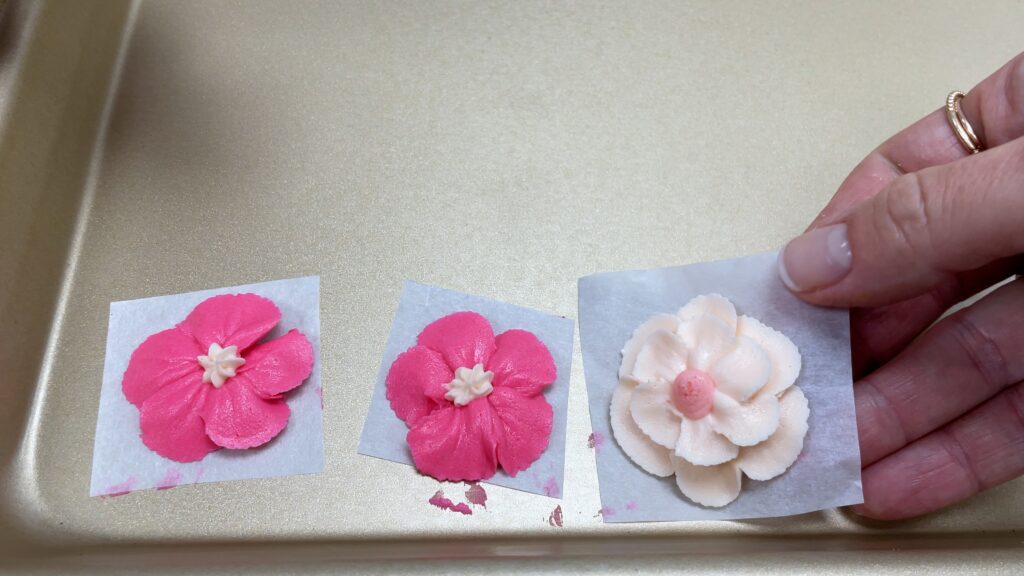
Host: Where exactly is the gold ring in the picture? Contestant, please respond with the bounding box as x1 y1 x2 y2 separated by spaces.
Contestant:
946 91 983 154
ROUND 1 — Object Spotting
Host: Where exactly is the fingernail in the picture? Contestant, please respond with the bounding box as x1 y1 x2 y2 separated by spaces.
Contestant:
778 223 853 292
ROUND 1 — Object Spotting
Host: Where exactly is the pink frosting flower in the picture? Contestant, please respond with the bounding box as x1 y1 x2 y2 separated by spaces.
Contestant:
386 312 557 482
122 293 314 462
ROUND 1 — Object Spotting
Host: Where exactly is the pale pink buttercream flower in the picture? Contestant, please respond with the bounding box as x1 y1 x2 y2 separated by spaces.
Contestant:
612 294 808 507
122 293 314 462
386 312 556 482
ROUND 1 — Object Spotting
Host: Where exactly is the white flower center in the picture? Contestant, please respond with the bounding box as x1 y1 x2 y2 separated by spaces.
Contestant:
197 343 246 388
444 363 494 406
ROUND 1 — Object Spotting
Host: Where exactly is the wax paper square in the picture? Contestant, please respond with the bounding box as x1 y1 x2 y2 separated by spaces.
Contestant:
89 276 323 496
578 252 863 522
358 281 574 498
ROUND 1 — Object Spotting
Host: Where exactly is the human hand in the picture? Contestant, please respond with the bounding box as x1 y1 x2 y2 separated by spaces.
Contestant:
778 53 1024 520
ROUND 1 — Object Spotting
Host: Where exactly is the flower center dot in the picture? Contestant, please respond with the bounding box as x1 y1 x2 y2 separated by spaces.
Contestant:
444 363 494 406
197 343 245 388
671 369 716 420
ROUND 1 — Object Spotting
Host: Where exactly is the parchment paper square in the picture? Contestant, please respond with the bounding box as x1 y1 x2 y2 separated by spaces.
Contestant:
358 281 574 498
579 252 862 521
89 276 323 496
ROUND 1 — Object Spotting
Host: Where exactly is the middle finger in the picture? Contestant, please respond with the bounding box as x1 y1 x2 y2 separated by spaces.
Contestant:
856 277 1024 467
850 257 1022 378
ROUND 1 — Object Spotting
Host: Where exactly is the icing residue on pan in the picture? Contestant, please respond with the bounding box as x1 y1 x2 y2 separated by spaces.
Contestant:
547 505 563 527
465 482 487 508
428 490 472 515
587 431 605 451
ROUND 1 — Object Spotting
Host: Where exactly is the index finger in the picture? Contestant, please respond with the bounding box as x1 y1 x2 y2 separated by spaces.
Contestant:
808 52 1024 230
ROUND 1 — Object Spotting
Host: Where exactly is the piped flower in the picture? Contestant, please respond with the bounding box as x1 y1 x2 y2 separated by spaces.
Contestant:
122 293 314 462
611 294 808 507
386 312 557 482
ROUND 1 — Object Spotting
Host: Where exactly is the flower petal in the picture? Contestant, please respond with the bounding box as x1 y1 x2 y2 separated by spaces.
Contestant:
710 335 771 402
737 315 801 397
678 314 736 371
417 311 496 371
619 314 681 381
139 374 219 462
672 455 742 507
674 417 739 466
738 386 810 481
202 381 290 449
487 386 553 476
629 380 681 449
237 329 314 398
708 390 781 447
609 382 673 476
123 327 204 407
386 345 452 426
632 330 689 383
487 329 556 396
677 294 738 330
180 293 281 352
407 401 499 481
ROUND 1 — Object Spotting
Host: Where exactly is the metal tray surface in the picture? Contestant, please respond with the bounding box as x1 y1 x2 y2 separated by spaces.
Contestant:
2 0 1023 572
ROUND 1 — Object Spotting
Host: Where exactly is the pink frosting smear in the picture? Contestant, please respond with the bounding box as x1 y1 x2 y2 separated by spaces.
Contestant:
102 477 137 498
428 490 473 515
542 476 559 497
386 312 557 482
122 293 314 462
671 369 716 420
155 468 183 490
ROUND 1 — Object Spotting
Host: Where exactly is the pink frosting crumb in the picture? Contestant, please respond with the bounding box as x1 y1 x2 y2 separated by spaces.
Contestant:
548 505 564 527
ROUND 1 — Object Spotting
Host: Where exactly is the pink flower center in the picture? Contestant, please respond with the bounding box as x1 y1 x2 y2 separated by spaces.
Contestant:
671 369 715 420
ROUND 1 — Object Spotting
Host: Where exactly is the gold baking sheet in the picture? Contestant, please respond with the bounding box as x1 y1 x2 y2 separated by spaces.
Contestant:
2 0 1023 572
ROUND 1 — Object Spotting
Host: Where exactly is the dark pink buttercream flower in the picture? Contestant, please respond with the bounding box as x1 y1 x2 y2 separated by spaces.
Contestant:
122 293 314 462
386 311 556 481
